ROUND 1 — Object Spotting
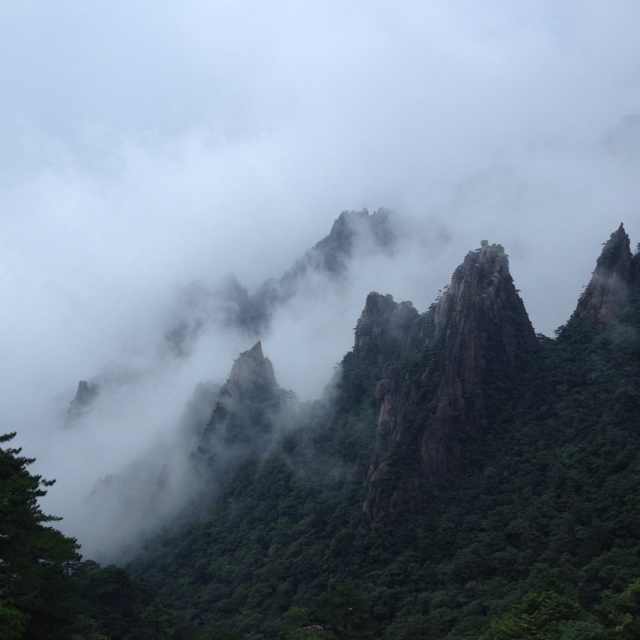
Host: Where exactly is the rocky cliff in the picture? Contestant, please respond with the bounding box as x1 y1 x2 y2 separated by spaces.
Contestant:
130 223 640 640
165 209 397 356
359 242 538 520
198 341 293 459
66 379 100 423
569 223 637 329
249 208 396 327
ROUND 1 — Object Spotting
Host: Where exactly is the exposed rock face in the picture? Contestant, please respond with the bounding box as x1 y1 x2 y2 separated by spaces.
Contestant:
307 208 396 275
419 244 538 470
226 341 278 397
570 224 636 328
66 380 100 423
360 243 538 520
354 292 419 367
165 209 397 355
250 208 396 324
198 342 292 455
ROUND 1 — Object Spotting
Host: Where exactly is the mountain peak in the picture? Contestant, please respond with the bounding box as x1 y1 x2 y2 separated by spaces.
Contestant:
228 341 277 393
314 208 395 275
354 292 419 363
430 241 532 348
164 207 399 350
198 342 290 455
569 223 634 328
329 208 369 235
364 241 537 520
597 223 631 271
246 340 264 359
66 379 100 423
450 241 510 288
462 240 509 275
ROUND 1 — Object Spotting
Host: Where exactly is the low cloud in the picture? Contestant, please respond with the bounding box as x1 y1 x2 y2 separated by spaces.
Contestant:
1 1 639 557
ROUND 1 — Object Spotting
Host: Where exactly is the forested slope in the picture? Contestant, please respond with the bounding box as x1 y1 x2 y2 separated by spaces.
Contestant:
131 225 640 639
3 225 640 640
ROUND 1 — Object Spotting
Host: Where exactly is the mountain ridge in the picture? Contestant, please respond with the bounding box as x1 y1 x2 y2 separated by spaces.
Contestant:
165 208 397 356
129 222 640 638
8 221 640 640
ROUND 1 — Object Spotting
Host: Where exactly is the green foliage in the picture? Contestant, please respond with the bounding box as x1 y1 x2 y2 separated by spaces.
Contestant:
0 432 191 639
7 267 640 640
598 578 640 638
0 601 27 640
481 591 601 640
129 291 640 640
0 432 81 638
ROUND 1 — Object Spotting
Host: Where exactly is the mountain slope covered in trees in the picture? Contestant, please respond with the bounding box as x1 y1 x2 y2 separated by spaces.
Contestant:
129 224 640 639
3 223 640 640
0 432 193 640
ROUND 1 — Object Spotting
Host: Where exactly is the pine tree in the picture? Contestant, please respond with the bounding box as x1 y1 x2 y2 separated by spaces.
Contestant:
0 432 80 639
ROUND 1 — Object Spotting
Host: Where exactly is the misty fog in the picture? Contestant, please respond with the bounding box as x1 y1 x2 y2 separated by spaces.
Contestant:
1 1 639 560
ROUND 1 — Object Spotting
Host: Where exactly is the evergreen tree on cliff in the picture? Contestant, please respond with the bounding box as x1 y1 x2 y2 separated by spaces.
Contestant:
0 433 188 640
0 432 79 639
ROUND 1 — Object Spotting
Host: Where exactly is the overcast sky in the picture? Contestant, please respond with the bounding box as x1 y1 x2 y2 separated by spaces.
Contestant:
1 2 640 552
1 2 638 304
3 0 640 408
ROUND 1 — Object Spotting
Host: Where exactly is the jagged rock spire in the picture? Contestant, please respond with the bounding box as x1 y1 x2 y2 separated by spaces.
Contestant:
165 208 398 352
430 242 538 363
198 342 289 451
288 208 395 278
66 379 100 424
362 241 537 520
228 341 277 393
355 292 419 357
570 223 635 327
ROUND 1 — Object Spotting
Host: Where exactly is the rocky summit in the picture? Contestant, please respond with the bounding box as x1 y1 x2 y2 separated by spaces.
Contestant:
570 223 638 328
66 379 100 423
362 242 538 520
198 341 292 456
165 208 398 355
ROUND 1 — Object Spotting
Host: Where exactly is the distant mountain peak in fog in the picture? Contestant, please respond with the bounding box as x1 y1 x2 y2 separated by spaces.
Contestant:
227 341 278 394
66 379 100 424
165 207 398 357
566 222 640 329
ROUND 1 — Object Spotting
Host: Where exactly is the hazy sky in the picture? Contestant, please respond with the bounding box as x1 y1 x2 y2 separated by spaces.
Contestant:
1 2 640 555
2 2 639 317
